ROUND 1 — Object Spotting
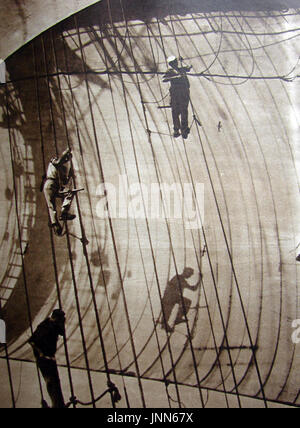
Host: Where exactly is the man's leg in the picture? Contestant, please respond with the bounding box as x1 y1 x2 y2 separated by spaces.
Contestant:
172 107 181 137
171 92 181 137
43 184 62 236
181 106 189 134
43 186 58 225
60 192 76 221
38 358 65 409
175 297 191 325
158 296 177 333
180 93 190 138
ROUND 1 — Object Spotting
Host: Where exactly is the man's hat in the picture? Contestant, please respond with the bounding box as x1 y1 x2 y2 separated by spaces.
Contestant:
52 309 66 320
167 56 177 64
60 149 72 163
183 267 194 277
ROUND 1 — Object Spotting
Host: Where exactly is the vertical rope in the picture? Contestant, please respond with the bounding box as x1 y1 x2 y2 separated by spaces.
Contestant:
197 14 268 407
46 27 117 407
143 19 230 407
91 21 173 407
117 0 206 408
100 3 180 406
105 0 184 406
73 13 147 408
172 13 259 404
32 39 77 408
127 7 243 408
168 8 268 407
51 26 129 408
33 38 97 408
5 83 45 404
58 27 132 408
37 34 78 408
165 9 244 407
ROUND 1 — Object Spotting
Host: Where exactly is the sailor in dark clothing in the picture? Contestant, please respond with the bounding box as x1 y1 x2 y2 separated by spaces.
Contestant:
163 56 192 139
159 268 201 333
29 310 66 408
42 148 76 236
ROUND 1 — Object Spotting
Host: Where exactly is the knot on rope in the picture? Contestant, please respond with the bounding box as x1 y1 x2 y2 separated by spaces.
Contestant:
108 381 122 404
69 396 78 406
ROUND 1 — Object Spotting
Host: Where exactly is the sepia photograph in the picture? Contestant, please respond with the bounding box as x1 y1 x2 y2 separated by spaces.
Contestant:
0 0 299 410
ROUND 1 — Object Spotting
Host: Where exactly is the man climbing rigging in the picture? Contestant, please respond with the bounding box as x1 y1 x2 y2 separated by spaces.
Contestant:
163 56 192 140
41 148 76 236
29 309 66 408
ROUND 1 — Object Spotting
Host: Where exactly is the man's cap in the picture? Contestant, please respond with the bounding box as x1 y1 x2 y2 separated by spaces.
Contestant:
167 56 177 64
60 149 72 162
183 267 194 277
51 309 66 319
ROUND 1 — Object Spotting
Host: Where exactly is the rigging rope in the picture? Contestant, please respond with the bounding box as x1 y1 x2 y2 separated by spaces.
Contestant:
166 2 268 407
32 38 79 408
118 0 207 408
107 0 179 407
171 9 269 406
154 4 239 407
148 16 230 408
66 381 121 408
111 28 181 412
59 21 131 407
5 82 45 406
73 11 147 408
96 19 174 408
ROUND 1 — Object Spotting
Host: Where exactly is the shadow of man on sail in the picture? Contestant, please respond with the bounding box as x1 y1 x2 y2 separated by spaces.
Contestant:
158 268 201 333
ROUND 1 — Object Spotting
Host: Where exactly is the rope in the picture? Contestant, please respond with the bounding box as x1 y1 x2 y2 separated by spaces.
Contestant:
231 10 290 401
166 2 243 407
155 2 231 407
187 11 266 399
33 36 98 408
66 17 121 408
110 0 202 403
108 0 186 407
119 0 207 408
5 82 45 405
32 38 78 408
169 10 268 406
2 68 297 88
198 15 224 75
149 17 231 407
50 25 121 409
58 22 133 408
166 13 250 405
66 381 121 408
96 15 173 409
74 11 147 407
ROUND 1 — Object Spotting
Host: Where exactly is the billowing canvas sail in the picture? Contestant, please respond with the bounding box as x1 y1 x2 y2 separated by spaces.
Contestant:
0 0 299 408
